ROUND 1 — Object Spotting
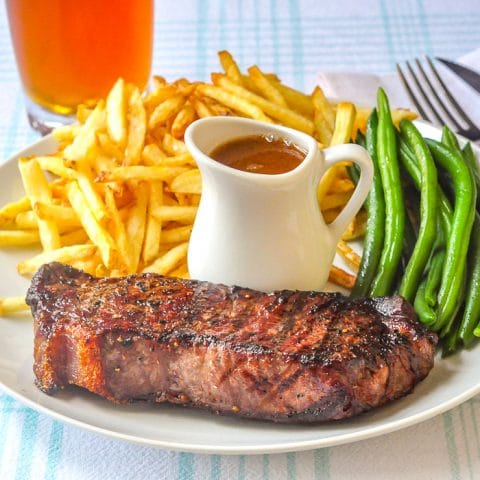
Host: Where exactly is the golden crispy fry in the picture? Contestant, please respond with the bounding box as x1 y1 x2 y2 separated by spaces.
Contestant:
143 84 179 111
18 158 61 251
0 230 40 246
125 184 148 273
192 97 214 118
197 84 272 123
169 169 202 194
64 100 105 164
149 95 185 129
124 87 147 165
328 265 356 289
36 156 77 180
212 75 314 134
336 240 361 272
274 82 314 117
312 87 333 145
76 167 109 222
18 244 97 276
152 205 198 224
355 107 417 133
321 192 352 211
163 133 189 155
247 65 287 107
142 182 163 265
33 202 82 228
67 182 117 268
161 225 192 244
106 78 127 146
341 210 367 241
171 104 197 139
218 50 243 84
97 165 187 183
60 228 89 247
141 143 167 166
0 197 31 221
331 177 355 193
104 187 129 271
0 296 29 315
142 242 189 275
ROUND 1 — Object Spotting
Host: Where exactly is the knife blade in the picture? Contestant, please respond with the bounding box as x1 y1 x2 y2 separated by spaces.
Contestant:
436 57 480 94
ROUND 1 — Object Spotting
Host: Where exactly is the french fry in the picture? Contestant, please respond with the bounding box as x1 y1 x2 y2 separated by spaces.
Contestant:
321 192 352 211
0 197 31 221
161 225 192 244
63 100 105 164
33 202 82 228
142 242 189 275
18 158 61 251
60 228 89 247
274 82 314 117
125 183 148 273
97 165 187 183
328 265 356 289
106 78 127 146
142 182 163 265
162 133 189 155
171 104 196 139
67 182 117 268
141 143 167 166
0 296 29 315
192 98 214 118
247 65 287 107
218 50 243 84
76 167 109 222
342 210 367 240
169 169 202 194
0 230 40 246
152 205 198 224
104 187 129 271
312 87 333 145
18 244 97 276
336 240 361 272
211 75 314 134
124 87 147 165
197 84 272 123
149 95 185 129
36 156 77 180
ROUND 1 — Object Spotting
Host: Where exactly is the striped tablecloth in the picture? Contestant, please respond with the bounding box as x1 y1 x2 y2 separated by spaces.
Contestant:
1 1 480 479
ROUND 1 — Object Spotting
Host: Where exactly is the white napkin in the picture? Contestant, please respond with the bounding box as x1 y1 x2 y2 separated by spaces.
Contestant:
317 48 480 129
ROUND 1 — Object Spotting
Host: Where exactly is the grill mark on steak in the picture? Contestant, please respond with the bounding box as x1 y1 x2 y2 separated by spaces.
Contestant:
27 262 438 423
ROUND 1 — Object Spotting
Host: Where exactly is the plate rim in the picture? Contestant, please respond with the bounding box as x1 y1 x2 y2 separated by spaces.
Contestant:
1 120 480 455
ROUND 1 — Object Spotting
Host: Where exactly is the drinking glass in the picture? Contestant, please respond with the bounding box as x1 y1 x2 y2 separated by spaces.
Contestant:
6 0 154 134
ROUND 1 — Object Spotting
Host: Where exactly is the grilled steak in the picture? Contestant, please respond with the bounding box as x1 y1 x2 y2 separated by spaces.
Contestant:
27 262 437 423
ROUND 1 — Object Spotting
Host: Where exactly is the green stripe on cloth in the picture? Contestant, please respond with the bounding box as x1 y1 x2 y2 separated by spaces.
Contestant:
45 422 64 480
14 409 39 480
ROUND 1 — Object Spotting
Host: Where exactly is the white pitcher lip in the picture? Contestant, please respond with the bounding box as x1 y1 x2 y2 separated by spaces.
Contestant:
184 116 319 181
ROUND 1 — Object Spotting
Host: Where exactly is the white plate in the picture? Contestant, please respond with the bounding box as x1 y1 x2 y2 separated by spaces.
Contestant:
1 122 479 455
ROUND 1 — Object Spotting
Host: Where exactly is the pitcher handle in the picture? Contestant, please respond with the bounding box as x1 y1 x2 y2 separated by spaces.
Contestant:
323 144 373 241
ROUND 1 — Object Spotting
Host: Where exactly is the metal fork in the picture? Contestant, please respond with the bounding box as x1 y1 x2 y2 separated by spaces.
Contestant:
397 56 480 141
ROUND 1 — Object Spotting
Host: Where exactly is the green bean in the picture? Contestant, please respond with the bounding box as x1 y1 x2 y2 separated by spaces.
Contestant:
425 139 476 330
369 89 405 297
423 230 446 307
462 142 480 213
397 120 438 302
414 279 437 326
351 109 386 298
460 213 480 345
398 138 452 236
441 126 461 152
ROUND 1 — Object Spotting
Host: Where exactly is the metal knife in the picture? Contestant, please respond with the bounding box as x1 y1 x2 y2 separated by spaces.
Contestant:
436 57 480 94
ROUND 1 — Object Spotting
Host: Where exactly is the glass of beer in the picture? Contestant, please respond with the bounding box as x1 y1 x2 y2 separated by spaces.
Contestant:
6 0 154 135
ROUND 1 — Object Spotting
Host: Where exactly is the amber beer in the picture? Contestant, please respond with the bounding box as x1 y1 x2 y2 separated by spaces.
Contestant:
6 0 153 129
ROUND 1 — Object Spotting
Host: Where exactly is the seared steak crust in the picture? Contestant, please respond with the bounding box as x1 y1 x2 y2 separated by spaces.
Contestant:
27 262 437 423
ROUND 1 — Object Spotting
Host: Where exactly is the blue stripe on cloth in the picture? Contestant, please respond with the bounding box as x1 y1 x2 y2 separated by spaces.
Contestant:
14 409 39 480
443 411 460 479
195 0 208 81
416 0 433 55
262 454 269 480
44 422 64 480
378 0 396 70
288 0 305 91
178 452 194 480
210 454 221 480
314 448 330 479
0 395 14 462
238 455 246 480
270 0 280 74
287 452 296 480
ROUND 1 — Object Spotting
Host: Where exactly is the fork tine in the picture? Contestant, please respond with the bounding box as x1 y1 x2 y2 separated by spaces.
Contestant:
426 56 477 130
404 60 445 125
396 63 431 121
415 59 463 130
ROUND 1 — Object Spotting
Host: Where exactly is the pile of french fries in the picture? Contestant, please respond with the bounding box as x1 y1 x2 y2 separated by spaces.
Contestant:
0 51 416 314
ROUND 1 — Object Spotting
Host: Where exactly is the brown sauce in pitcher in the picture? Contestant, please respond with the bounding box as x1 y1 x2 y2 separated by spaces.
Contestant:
210 134 305 175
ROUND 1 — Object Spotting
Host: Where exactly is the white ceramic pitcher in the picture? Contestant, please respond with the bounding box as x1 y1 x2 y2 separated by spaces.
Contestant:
184 117 373 292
